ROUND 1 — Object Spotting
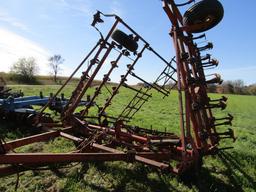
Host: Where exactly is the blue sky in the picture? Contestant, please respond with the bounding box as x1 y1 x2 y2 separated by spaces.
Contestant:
0 0 255 85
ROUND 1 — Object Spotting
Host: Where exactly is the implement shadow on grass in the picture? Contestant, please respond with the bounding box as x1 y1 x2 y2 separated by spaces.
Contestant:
187 167 240 192
79 162 180 192
0 120 39 140
185 151 256 192
218 151 256 190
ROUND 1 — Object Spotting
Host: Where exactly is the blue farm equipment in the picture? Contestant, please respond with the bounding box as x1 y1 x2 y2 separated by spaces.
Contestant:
0 94 89 124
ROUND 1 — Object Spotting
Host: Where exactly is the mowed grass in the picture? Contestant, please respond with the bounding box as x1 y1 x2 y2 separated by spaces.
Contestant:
0 85 255 192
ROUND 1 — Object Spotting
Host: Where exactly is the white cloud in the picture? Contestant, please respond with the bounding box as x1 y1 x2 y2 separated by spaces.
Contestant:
0 11 29 32
0 28 51 75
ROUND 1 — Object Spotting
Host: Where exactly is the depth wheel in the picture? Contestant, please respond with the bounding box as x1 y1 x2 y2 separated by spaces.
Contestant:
111 29 138 52
183 0 224 33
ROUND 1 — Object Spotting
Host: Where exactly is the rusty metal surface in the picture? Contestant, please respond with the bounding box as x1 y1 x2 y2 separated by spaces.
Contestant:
0 153 129 164
163 0 234 154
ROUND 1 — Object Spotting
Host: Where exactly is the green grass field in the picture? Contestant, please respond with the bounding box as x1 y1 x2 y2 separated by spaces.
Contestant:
0 85 256 192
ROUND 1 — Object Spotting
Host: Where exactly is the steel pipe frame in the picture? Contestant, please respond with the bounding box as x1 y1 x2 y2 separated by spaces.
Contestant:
1 120 192 159
2 127 176 157
164 1 208 151
74 119 193 157
0 151 178 177
98 44 148 117
187 42 220 147
118 85 152 121
0 152 175 167
0 127 182 176
34 11 179 130
116 57 177 121
180 18 221 147
0 112 193 177
60 13 170 126
162 0 232 157
162 2 191 156
86 12 178 122
38 41 101 118
0 153 128 164
128 71 169 96
1 6 226 176
59 132 182 163
61 12 173 123
107 13 177 72
2 127 72 153
63 42 116 120
80 52 123 117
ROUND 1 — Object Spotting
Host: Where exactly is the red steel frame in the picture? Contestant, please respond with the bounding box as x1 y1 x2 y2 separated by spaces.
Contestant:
163 0 235 151
0 1 235 177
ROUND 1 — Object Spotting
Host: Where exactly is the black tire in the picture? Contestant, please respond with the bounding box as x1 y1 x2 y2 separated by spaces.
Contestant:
183 0 224 33
111 29 138 52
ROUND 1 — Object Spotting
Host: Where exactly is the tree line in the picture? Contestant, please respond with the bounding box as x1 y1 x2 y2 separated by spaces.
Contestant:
5 56 256 96
208 80 256 95
9 55 64 84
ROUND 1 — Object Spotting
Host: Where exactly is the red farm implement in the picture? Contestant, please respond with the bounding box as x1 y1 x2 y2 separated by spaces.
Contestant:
0 0 235 177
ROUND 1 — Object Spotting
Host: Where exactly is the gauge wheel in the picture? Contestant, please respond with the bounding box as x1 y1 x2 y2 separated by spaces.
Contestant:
111 29 138 52
183 0 224 33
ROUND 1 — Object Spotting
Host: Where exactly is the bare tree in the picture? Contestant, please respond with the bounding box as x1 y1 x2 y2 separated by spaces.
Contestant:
222 81 234 94
248 84 256 95
49 55 64 83
233 79 245 94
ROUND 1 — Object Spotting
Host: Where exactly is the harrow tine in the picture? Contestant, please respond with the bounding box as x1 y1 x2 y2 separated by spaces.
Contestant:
122 83 152 97
197 42 213 51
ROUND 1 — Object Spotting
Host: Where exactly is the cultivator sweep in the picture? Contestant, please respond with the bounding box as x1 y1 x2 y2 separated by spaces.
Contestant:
0 0 235 177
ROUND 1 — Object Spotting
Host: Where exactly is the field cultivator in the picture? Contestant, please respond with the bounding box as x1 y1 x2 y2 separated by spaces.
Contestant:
0 0 235 177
